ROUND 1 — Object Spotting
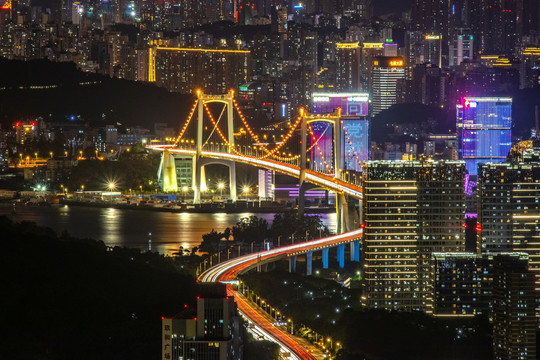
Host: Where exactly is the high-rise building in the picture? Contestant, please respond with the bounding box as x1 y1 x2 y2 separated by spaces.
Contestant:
493 253 536 360
519 46 540 89
477 162 540 292
359 42 383 91
149 41 251 94
423 34 442 68
362 160 466 311
449 28 474 67
162 283 243 360
371 56 405 116
336 42 361 92
428 252 492 316
467 0 528 55
456 97 512 175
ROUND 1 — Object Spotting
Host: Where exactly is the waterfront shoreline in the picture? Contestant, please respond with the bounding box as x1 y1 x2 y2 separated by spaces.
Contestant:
58 199 336 214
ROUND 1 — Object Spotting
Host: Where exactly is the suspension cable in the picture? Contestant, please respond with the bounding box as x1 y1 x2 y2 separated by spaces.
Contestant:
308 123 334 175
203 103 227 147
174 99 199 146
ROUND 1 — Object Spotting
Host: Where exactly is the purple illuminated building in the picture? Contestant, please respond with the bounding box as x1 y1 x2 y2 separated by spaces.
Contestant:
456 97 512 175
310 93 370 172
311 93 369 116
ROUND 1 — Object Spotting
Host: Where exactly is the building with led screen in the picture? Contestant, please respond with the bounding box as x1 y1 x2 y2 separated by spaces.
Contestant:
311 93 369 172
456 97 512 175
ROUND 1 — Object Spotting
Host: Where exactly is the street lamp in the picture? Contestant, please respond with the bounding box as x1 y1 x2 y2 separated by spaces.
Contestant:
218 183 224 198
182 186 188 202
109 183 115 193
243 186 249 200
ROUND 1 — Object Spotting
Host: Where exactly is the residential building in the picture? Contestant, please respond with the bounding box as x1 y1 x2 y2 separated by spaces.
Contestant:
362 160 466 311
493 253 536 360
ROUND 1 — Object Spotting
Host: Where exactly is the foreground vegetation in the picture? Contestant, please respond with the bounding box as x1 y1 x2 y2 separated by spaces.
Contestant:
0 216 197 360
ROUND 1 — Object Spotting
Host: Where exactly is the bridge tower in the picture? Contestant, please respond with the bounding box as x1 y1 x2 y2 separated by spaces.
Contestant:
193 90 237 203
304 109 350 234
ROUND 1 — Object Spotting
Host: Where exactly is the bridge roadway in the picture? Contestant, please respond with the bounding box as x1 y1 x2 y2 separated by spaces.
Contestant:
148 145 364 359
147 146 363 199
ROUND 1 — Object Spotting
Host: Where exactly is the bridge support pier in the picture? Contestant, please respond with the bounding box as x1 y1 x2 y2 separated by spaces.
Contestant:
159 150 178 192
322 248 329 269
337 244 345 268
229 161 237 201
306 251 313 276
193 159 237 203
289 256 296 273
336 193 348 234
352 240 360 262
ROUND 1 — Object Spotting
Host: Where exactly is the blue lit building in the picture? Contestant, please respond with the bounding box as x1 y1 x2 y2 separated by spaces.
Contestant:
456 97 512 175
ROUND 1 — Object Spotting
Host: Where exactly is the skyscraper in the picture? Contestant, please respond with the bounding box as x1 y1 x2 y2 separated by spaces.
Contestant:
519 46 540 89
362 160 466 311
371 56 405 116
359 42 383 91
336 42 361 92
477 161 540 292
423 34 442 68
456 97 512 175
493 253 536 360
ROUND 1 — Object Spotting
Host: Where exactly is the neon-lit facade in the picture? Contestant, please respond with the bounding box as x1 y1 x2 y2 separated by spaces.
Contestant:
311 92 369 116
310 93 369 173
456 97 512 175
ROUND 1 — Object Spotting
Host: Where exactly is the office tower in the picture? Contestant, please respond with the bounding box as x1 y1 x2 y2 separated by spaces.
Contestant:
428 252 492 316
449 28 474 67
493 253 536 360
362 160 466 311
149 42 252 94
456 97 512 175
519 46 540 89
162 283 243 360
423 34 442 68
371 56 405 116
336 42 361 92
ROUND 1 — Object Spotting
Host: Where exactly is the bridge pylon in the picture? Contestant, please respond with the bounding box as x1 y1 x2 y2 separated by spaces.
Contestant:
194 90 237 203
304 109 348 233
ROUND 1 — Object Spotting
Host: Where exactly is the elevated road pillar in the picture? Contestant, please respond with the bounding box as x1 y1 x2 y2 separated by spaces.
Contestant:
353 240 360 262
289 256 297 273
322 248 329 269
306 251 313 276
337 244 345 268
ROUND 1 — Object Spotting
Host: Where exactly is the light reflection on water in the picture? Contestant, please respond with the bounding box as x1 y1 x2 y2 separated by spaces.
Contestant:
1 204 336 255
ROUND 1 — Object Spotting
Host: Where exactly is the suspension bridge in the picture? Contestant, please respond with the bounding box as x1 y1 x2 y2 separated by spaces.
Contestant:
148 90 366 359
